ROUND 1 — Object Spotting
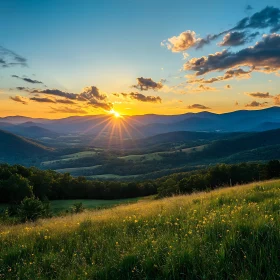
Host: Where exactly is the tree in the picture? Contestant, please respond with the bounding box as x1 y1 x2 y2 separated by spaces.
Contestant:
267 160 280 178
18 197 51 222
3 174 33 203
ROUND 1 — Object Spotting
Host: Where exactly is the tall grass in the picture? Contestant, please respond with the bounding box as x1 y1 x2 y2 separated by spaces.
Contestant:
1 180 280 279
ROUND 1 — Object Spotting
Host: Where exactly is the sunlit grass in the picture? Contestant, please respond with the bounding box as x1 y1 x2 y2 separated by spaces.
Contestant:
1 180 280 279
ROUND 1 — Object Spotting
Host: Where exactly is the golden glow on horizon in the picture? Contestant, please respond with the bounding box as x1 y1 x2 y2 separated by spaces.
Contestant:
109 109 121 118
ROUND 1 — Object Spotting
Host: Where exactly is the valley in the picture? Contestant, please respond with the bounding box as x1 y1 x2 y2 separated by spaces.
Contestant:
1 107 280 180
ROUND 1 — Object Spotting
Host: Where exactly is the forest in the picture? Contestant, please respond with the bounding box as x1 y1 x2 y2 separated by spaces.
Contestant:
1 160 280 204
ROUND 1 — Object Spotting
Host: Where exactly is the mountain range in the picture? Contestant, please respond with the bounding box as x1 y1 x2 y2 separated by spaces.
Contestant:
1 107 279 139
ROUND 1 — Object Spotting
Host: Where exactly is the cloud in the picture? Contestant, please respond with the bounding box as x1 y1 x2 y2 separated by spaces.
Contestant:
16 86 29 91
132 77 163 91
184 34 280 76
162 31 221 51
29 96 76 104
30 89 77 99
49 107 88 114
55 99 76 104
77 86 107 101
0 46 27 68
11 75 44 84
87 99 113 110
273 95 280 105
219 31 247 46
170 7 280 50
187 68 252 84
121 92 162 103
195 34 220 49
245 92 280 106
161 30 200 52
24 86 112 111
245 101 269 107
236 6 280 32
187 104 210 110
246 92 272 98
218 31 259 46
183 52 190 60
197 85 217 92
30 97 56 103
10 95 27 105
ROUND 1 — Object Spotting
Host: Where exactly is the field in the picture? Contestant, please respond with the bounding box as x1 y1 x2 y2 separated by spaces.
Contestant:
118 145 206 163
41 150 102 167
55 165 102 175
0 198 141 215
85 174 140 180
50 198 140 214
1 180 280 279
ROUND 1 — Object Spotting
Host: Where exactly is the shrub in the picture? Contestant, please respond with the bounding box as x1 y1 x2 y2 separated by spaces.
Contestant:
18 197 51 222
70 202 85 214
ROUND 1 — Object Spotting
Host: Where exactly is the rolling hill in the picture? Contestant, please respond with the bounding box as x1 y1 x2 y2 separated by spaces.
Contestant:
0 130 53 162
3 124 59 139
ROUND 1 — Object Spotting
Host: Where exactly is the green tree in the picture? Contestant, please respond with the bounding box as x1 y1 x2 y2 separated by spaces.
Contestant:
4 174 33 203
18 197 51 222
267 160 280 178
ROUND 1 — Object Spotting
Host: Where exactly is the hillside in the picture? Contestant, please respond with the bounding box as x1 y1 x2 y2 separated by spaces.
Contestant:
1 180 280 279
3 125 59 139
0 130 53 161
118 131 240 150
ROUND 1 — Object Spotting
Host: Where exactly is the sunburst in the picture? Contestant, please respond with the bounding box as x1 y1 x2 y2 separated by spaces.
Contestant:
109 109 121 118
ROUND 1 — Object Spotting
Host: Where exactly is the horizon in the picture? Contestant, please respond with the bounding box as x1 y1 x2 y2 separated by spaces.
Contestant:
2 1 280 118
0 106 279 120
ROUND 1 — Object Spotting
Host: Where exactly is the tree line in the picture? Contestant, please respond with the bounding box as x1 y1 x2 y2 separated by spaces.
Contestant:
0 164 156 204
0 160 280 204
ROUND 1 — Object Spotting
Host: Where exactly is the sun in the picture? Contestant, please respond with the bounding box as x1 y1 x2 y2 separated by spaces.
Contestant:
109 109 121 118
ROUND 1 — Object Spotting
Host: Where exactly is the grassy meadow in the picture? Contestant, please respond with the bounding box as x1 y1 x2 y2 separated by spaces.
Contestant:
50 198 141 214
1 180 280 279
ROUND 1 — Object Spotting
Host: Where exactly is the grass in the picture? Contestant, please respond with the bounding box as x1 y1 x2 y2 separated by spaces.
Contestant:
119 153 163 162
41 150 101 166
0 198 141 215
60 151 100 159
50 198 140 214
119 145 206 163
85 174 140 180
55 165 102 174
1 180 280 279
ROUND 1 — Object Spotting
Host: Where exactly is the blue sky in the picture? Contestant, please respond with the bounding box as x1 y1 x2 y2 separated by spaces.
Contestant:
1 0 280 117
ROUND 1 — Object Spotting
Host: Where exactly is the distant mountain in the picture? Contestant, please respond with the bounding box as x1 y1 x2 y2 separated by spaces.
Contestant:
4 125 59 139
0 130 53 161
0 116 50 124
138 107 280 136
1 107 280 137
0 122 15 129
252 122 280 132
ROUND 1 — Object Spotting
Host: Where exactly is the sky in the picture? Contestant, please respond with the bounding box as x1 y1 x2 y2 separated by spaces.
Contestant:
1 0 280 118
